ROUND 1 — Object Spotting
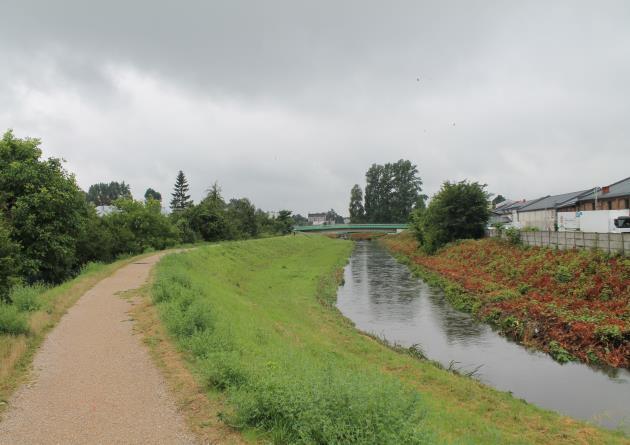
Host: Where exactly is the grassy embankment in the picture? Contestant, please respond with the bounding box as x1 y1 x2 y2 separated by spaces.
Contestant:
382 232 630 369
0 252 159 408
151 235 627 444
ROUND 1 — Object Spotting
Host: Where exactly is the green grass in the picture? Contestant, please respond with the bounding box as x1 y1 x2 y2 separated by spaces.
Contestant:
153 236 628 444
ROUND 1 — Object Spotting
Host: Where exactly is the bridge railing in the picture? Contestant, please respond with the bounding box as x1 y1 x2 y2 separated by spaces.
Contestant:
293 224 408 232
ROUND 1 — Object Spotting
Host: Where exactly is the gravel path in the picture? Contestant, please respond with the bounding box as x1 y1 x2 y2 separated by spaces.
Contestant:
0 254 196 444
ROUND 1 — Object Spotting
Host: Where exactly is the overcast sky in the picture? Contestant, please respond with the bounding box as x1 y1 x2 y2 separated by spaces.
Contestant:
1 1 629 215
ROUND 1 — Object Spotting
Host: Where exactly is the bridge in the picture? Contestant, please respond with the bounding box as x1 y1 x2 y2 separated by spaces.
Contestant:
293 224 408 234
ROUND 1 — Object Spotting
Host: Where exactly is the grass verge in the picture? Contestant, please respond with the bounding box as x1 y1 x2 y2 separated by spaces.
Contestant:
127 281 248 444
151 236 627 444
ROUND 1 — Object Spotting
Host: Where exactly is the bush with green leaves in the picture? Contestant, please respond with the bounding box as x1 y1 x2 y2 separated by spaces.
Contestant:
415 180 490 253
103 198 180 255
504 227 521 245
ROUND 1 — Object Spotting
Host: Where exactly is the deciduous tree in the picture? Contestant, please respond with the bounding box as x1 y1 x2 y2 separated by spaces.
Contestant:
0 130 89 283
144 188 162 203
363 160 423 223
86 181 132 206
348 184 365 223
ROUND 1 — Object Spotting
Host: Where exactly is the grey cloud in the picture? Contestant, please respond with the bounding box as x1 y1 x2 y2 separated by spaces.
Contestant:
1 1 629 215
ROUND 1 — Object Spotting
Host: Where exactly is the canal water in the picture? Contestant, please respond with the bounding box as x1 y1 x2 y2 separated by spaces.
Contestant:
336 241 630 430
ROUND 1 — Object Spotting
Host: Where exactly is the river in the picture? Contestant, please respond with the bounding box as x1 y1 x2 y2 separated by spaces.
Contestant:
336 241 630 430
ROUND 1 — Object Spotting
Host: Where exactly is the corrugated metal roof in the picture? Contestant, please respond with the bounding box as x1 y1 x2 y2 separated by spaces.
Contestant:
508 196 549 212
557 177 630 206
500 199 532 211
596 176 630 200
519 190 590 212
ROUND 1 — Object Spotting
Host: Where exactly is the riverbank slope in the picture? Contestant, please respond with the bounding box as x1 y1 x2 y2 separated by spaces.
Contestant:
151 235 626 443
381 232 629 369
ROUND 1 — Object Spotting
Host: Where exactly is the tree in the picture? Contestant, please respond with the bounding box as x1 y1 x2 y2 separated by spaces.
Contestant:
255 209 277 234
105 199 179 255
363 160 423 223
275 210 294 234
226 198 258 239
292 213 309 226
187 185 229 241
0 130 90 283
325 209 344 224
415 180 490 253
144 188 162 203
86 181 132 206
348 184 365 223
170 170 193 211
0 216 20 302
492 194 506 208
389 160 423 222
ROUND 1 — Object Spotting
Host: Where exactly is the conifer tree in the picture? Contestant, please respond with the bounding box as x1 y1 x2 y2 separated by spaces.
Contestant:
170 170 193 211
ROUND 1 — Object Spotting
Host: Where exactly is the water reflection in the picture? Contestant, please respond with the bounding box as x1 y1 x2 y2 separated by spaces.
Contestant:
336 241 630 430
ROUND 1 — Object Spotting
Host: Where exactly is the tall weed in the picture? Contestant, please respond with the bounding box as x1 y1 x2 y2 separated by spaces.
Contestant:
0 304 29 334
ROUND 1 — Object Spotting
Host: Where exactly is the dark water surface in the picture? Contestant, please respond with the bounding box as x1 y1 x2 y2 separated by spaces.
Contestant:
336 241 630 430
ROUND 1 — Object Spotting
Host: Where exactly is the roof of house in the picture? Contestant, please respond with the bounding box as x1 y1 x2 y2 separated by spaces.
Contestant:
554 177 630 207
520 190 592 212
494 199 516 210
308 212 326 218
503 197 547 212
95 205 116 217
589 176 630 201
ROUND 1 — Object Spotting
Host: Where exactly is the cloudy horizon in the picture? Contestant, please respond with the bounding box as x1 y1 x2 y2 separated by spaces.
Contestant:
1 1 629 216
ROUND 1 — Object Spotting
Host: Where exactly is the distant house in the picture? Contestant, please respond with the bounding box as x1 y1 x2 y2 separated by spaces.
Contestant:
95 205 116 217
516 189 592 231
557 177 630 212
489 200 517 225
308 212 327 225
495 199 540 228
497 176 630 232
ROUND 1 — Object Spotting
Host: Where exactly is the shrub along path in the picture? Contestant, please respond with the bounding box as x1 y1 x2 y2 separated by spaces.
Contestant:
0 254 195 444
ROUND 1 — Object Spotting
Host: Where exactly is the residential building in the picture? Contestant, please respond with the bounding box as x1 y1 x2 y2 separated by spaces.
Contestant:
308 212 327 225
516 190 592 231
557 177 630 212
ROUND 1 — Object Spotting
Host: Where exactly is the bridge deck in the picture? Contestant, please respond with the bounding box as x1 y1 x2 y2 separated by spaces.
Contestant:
293 224 408 232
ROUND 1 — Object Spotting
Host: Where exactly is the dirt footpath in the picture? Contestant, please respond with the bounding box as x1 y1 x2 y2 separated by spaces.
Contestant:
0 254 196 444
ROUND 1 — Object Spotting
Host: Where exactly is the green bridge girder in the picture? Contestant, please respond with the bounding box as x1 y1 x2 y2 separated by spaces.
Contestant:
293 224 408 233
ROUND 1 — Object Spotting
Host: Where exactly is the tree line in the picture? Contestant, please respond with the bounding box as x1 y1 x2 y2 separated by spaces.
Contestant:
0 130 295 302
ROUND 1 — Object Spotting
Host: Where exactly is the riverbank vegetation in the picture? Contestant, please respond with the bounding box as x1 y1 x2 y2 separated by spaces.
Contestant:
151 236 625 443
382 232 630 369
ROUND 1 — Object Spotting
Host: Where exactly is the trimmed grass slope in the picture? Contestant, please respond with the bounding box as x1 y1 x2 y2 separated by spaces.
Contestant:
153 236 627 444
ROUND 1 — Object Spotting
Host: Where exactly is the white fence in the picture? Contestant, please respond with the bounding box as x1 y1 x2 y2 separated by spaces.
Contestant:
487 229 630 256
